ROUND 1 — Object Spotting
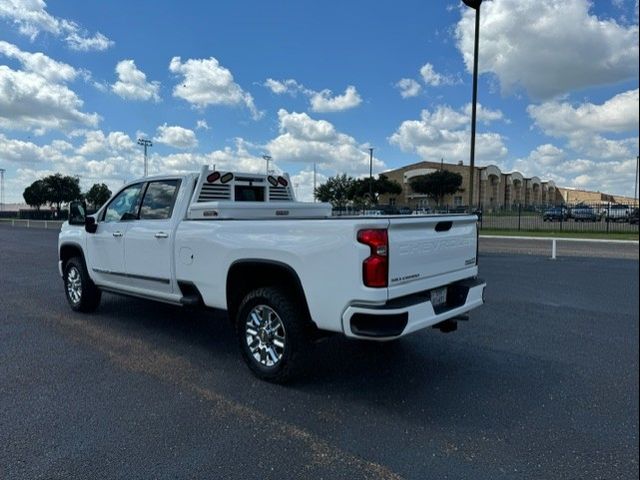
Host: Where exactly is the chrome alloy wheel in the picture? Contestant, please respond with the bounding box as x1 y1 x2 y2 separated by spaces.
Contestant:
245 305 286 367
66 266 82 305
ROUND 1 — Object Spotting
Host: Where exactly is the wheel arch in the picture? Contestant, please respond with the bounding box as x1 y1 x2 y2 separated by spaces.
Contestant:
226 259 313 328
59 242 86 270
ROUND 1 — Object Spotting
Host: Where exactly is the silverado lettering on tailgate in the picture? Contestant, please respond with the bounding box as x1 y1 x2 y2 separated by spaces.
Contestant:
397 236 474 257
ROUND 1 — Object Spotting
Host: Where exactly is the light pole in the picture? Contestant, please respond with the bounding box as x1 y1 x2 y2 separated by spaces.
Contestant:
368 147 374 203
262 155 272 175
313 162 317 202
137 138 153 177
0 168 5 212
635 154 639 207
463 0 482 210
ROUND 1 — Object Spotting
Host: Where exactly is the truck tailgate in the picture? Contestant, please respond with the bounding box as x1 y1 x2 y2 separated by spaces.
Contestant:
388 215 477 288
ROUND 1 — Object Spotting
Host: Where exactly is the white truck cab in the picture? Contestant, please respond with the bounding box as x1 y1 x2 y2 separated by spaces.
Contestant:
59 167 485 382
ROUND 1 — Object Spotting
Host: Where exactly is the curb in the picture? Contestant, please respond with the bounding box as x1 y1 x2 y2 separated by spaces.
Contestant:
480 235 639 245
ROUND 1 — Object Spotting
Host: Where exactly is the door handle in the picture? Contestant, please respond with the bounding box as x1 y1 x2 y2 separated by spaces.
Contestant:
112 231 123 238
154 232 169 239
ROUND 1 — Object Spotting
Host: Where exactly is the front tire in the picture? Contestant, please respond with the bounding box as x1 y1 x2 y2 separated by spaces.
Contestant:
235 287 310 383
64 256 101 312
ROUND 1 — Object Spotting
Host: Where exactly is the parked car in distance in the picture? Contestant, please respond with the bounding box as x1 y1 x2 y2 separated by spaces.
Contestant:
362 209 384 216
412 208 432 215
606 204 630 222
543 206 568 221
571 204 597 222
378 205 400 215
397 206 412 215
629 208 639 225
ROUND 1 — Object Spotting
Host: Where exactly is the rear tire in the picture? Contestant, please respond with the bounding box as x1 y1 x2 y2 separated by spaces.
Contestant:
235 287 310 383
64 256 101 312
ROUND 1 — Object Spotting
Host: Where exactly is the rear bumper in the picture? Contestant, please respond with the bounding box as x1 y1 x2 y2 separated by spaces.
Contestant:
342 278 486 340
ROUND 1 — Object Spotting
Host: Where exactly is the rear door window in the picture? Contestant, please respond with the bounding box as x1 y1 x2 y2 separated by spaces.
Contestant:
139 180 181 220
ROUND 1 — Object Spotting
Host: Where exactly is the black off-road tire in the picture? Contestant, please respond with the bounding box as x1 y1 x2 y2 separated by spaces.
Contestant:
235 287 310 383
63 256 102 313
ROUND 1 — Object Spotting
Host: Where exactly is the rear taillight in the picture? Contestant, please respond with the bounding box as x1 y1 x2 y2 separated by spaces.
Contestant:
357 229 388 288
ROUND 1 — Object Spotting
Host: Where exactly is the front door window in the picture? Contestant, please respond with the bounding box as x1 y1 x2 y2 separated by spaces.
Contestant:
103 184 144 222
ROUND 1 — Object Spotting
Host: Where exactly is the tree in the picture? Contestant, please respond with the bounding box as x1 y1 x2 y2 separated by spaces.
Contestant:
409 170 463 206
351 174 403 205
85 183 112 209
23 180 47 211
315 174 355 210
42 174 82 214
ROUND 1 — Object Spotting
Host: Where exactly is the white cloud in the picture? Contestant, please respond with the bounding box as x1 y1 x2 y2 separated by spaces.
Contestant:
0 65 100 132
464 103 505 123
389 104 508 164
420 63 454 87
76 130 135 156
153 139 265 175
395 78 422 98
169 56 262 120
263 78 363 113
0 132 71 164
309 85 362 113
266 109 384 175
195 119 209 130
154 124 198 149
455 0 639 99
511 143 638 196
0 0 114 51
263 78 304 96
111 60 160 102
527 89 639 137
0 40 77 82
290 169 328 202
528 89 639 160
64 31 112 52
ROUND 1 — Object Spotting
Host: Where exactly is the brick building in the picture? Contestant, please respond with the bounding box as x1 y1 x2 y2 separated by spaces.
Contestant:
378 160 563 210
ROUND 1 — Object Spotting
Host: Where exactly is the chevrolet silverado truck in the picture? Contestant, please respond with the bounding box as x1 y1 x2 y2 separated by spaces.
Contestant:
58 167 486 382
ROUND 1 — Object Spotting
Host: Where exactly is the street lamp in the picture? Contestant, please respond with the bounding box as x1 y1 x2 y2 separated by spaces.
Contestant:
368 148 374 203
634 154 639 207
313 162 317 203
0 168 5 212
137 138 153 177
463 0 482 210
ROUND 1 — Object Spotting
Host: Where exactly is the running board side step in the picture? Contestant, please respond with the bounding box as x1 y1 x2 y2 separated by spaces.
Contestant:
180 295 202 307
177 281 204 307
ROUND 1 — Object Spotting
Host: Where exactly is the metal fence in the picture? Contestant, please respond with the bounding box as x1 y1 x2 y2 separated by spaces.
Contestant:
332 202 639 234
0 219 65 229
478 202 639 233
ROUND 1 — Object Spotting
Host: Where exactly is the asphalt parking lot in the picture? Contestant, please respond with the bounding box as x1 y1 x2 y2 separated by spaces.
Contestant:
1 225 638 479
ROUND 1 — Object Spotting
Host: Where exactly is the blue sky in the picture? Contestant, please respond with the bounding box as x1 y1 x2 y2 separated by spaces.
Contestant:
0 0 638 203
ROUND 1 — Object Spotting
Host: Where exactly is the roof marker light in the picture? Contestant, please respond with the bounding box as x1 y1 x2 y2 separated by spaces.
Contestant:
277 176 288 187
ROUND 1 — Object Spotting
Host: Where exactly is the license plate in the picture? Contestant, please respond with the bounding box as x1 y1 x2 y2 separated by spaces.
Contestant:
430 287 447 307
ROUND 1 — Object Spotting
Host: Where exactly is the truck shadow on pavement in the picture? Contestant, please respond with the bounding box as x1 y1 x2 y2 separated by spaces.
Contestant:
90 291 560 434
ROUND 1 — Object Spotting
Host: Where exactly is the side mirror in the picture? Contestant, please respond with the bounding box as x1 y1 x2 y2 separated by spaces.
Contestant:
85 216 97 234
69 201 86 225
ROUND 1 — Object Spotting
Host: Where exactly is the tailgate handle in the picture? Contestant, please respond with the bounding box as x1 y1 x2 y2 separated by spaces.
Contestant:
435 221 452 232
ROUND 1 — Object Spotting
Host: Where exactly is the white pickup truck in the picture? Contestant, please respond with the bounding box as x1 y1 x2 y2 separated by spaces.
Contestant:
59 167 485 382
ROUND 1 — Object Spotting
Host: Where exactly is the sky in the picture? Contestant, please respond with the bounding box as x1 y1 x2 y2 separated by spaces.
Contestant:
0 0 638 203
